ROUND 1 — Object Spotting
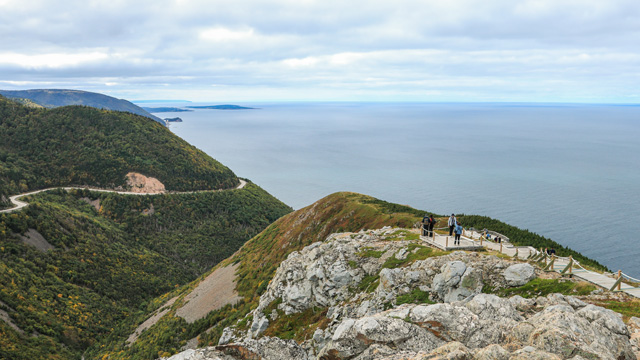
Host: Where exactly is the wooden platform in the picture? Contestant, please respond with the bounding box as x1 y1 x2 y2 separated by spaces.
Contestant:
421 228 640 299
420 233 484 251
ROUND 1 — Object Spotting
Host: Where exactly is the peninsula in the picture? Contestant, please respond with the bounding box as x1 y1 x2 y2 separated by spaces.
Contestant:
186 104 255 110
142 107 193 113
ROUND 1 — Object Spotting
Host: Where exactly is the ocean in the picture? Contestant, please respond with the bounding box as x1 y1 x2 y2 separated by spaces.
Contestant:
160 102 640 278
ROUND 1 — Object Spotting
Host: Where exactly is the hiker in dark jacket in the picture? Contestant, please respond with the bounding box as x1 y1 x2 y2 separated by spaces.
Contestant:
422 214 429 236
427 215 435 238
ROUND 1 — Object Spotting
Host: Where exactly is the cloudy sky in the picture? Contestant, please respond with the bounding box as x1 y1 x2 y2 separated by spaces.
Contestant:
1 0 639 102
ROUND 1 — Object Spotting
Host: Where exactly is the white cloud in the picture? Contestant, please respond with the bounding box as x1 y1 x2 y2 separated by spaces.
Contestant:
282 56 319 67
0 52 109 69
199 27 256 42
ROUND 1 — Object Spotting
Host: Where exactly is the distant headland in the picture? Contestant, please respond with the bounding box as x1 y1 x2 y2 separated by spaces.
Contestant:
186 104 256 110
142 107 193 113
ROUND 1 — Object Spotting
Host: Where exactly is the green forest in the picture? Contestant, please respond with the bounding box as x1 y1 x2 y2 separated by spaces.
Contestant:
0 184 291 359
0 96 238 209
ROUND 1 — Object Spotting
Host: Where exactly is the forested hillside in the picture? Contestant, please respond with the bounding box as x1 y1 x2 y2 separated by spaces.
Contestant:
0 89 164 124
0 183 291 359
0 96 238 209
0 94 292 359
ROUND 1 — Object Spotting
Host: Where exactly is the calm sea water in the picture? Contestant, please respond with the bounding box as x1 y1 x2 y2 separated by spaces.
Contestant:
161 102 640 278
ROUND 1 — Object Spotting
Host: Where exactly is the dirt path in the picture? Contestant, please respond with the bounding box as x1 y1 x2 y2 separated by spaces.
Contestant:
0 179 247 214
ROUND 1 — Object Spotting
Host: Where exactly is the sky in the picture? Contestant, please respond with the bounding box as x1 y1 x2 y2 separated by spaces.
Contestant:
1 0 639 103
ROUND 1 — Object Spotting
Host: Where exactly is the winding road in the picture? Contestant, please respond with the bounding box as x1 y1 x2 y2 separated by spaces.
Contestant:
0 179 247 214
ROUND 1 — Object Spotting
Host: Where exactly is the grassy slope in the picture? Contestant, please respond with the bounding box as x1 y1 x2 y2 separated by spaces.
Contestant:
0 184 291 360
0 96 238 209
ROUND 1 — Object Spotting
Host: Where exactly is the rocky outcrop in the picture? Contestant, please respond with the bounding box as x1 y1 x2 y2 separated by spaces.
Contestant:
162 228 638 360
246 228 529 339
17 228 55 252
126 172 166 193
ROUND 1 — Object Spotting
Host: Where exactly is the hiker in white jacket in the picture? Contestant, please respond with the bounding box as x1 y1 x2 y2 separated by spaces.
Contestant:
448 214 456 236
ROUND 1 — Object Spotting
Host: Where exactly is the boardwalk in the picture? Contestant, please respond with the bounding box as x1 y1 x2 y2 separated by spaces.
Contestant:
420 228 640 299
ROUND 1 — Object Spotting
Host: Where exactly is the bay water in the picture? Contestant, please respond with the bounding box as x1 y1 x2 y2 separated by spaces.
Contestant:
162 102 640 278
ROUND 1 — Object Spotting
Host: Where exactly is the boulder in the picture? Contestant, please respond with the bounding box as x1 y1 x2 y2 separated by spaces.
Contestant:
526 303 635 359
319 315 443 359
432 261 483 303
503 263 536 287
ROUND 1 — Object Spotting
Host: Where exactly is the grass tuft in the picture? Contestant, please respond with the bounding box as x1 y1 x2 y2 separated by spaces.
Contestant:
495 278 596 298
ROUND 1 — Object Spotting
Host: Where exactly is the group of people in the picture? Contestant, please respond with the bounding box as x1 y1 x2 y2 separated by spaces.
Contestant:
422 214 508 247
422 213 464 245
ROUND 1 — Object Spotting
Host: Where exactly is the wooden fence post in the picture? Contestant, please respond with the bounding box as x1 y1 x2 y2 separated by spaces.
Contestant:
610 270 624 292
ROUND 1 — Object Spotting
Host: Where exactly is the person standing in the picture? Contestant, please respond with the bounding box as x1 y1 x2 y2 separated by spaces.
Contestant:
454 221 463 245
448 214 456 236
428 214 435 238
421 214 429 236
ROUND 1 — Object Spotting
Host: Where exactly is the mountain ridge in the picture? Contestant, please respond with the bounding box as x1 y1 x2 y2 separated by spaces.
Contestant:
0 89 165 125
0 96 239 209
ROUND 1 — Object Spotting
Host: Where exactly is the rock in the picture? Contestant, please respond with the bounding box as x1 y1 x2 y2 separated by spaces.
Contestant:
473 344 510 360
160 348 232 360
395 248 408 260
379 268 403 291
503 263 536 287
508 295 536 312
432 262 483 303
629 316 640 353
126 172 165 193
249 316 269 338
576 304 628 335
508 346 562 360
424 341 471 359
320 314 443 359
526 302 635 359
508 322 535 344
564 296 587 309
465 294 522 322
352 343 396 359
218 327 235 345
408 303 481 345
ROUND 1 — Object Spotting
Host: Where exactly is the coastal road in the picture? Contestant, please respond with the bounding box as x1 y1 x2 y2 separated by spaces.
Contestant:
0 179 247 214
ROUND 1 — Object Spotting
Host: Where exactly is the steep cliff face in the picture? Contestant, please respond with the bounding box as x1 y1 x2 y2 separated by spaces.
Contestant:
164 228 640 360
